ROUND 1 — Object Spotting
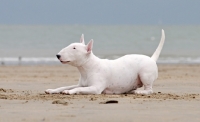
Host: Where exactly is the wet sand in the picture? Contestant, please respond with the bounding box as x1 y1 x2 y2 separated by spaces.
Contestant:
0 64 200 122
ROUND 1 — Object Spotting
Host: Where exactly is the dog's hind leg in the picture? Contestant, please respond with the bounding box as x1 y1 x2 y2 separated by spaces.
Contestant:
45 84 80 94
130 72 156 95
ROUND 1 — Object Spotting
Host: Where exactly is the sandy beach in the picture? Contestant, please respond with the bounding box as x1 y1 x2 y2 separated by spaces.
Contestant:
0 64 200 122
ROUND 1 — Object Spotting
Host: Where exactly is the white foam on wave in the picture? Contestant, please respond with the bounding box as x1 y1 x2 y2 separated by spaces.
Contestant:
22 57 58 62
157 57 200 64
0 56 200 65
0 57 60 65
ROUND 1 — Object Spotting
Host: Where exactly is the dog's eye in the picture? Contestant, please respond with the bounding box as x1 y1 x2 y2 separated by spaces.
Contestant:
73 47 76 49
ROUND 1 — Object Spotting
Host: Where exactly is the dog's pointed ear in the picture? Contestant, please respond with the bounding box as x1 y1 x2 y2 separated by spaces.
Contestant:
86 39 93 53
80 34 85 45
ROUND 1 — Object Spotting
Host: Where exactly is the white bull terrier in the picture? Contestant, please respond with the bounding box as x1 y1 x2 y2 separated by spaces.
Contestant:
45 30 165 95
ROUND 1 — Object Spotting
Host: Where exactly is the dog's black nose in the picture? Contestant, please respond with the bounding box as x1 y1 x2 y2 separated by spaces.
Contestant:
56 54 61 59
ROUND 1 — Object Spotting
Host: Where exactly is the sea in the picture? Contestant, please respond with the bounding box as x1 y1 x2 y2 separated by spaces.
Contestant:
0 25 199 65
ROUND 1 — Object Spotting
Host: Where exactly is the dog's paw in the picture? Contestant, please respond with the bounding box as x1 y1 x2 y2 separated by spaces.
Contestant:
62 90 70 95
45 89 58 94
133 90 153 95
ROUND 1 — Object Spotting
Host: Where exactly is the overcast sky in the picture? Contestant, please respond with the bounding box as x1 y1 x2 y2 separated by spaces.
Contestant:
0 0 200 25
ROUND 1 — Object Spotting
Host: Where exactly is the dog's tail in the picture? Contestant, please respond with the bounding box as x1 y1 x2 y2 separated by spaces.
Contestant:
151 29 165 62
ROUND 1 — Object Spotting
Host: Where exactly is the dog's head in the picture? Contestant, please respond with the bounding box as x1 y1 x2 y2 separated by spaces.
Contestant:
56 34 93 66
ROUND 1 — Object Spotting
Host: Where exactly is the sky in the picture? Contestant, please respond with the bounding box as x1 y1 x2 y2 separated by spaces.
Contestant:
0 0 200 25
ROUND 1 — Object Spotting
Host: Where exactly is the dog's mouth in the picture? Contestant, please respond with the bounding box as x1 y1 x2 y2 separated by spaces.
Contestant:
61 61 70 63
60 61 70 63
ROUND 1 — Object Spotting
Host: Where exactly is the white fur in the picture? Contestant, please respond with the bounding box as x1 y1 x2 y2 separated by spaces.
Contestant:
45 30 165 95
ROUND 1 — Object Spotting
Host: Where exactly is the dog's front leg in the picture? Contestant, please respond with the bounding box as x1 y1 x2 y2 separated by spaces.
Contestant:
62 86 103 95
45 84 80 94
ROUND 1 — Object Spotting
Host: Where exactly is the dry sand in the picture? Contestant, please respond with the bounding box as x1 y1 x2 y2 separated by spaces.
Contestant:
0 64 200 122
